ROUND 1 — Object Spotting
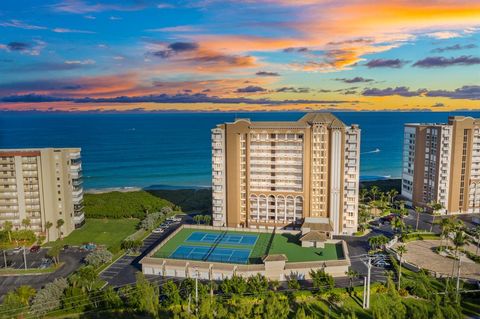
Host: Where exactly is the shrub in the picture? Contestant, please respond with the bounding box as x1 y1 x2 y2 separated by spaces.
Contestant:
30 278 68 316
121 239 143 254
85 249 113 268
84 191 173 219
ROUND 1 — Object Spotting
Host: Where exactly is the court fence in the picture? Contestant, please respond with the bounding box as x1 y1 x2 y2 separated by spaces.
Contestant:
140 224 351 281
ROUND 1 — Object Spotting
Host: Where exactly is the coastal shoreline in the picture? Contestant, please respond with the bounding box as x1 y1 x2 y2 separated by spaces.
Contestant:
85 178 402 194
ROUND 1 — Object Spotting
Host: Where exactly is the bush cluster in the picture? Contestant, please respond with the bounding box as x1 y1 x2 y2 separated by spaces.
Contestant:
85 250 114 268
84 191 173 219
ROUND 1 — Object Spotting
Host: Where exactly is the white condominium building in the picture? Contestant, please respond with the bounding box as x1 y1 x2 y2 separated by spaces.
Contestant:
402 116 480 214
0 148 85 241
212 113 361 235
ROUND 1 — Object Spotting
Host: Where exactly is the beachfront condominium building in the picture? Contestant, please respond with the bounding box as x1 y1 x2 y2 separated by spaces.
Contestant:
0 148 85 241
211 113 361 235
402 116 480 214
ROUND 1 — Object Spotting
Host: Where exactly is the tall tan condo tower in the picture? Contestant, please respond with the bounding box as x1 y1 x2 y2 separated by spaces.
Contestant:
0 148 85 241
402 116 480 214
211 113 361 235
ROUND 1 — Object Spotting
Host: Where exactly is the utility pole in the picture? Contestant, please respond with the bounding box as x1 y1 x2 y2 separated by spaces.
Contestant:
362 256 372 309
456 256 462 301
195 268 199 316
362 276 367 309
366 257 372 309
2 250 7 268
23 246 27 270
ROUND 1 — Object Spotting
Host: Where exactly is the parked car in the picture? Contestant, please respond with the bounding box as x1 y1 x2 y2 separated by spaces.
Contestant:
29 245 40 253
39 258 53 269
369 220 382 227
80 243 97 251
152 228 164 233
12 247 22 254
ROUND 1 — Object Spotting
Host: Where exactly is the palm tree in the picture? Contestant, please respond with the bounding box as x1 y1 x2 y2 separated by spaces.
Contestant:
414 206 423 231
345 268 359 293
360 188 369 203
387 189 399 205
2 221 13 243
203 215 212 225
473 225 480 255
391 216 405 235
21 218 31 230
439 217 452 250
451 230 466 277
428 201 444 233
15 285 36 306
56 219 64 240
397 244 408 290
370 186 380 202
45 221 53 242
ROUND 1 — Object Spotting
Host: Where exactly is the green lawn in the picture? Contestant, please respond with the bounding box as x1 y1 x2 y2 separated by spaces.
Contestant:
269 232 344 262
52 218 139 251
153 228 344 264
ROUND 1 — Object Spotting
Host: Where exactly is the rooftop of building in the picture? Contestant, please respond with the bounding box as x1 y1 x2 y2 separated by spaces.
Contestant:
405 116 480 127
0 147 81 157
221 112 358 129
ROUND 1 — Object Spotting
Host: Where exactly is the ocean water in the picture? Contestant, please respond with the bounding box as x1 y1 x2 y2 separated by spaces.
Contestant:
1 111 479 190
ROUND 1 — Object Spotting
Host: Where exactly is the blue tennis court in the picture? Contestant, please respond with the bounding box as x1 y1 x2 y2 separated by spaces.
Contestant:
186 231 258 246
169 245 251 264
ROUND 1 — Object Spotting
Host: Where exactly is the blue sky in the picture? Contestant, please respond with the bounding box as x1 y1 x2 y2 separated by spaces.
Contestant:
0 0 479 112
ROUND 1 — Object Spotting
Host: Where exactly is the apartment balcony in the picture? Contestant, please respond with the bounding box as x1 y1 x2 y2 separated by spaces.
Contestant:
70 170 83 179
0 158 14 165
70 152 81 160
72 178 83 187
72 194 83 204
74 214 85 228
0 206 18 212
0 192 17 199
72 187 83 198
0 213 18 220
26 204 41 210
0 170 15 178
23 179 39 186
22 171 38 178
212 142 223 148
0 178 16 185
0 198 17 205
22 164 38 171
0 165 15 172
74 202 84 211
70 163 82 172
0 185 16 191
24 192 40 199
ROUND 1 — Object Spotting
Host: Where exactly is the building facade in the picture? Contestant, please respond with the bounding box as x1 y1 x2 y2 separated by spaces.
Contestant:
402 116 480 214
211 113 361 235
0 148 85 241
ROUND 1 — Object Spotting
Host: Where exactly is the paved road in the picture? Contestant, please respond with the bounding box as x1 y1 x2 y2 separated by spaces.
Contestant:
100 214 191 287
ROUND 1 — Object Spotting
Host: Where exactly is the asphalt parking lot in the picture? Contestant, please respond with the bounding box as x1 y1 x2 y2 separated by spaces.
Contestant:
0 250 87 298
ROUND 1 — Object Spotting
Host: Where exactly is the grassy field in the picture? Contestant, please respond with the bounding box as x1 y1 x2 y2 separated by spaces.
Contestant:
53 218 139 251
153 228 344 264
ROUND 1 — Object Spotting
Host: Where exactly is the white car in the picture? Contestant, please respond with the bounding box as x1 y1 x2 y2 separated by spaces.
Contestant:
152 228 164 233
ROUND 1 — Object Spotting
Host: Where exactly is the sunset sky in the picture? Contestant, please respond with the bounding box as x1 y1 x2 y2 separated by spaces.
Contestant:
0 0 479 112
